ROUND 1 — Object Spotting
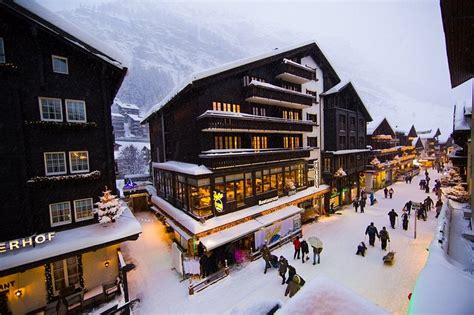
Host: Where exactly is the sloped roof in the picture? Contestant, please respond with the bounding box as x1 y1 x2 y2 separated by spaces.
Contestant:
407 125 418 138
453 103 471 132
319 80 350 96
367 117 395 137
142 41 341 122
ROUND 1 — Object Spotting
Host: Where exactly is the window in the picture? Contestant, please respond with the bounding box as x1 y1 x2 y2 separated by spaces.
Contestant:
245 172 253 197
283 110 300 120
324 158 331 172
74 198 94 221
306 90 316 97
339 115 346 130
52 55 68 74
307 137 318 148
282 82 300 92
49 201 71 226
215 136 241 149
243 75 266 86
284 136 300 149
212 101 240 113
0 38 4 63
39 97 63 121
69 151 89 173
65 100 86 122
339 136 346 147
350 136 356 148
44 152 66 175
350 117 356 130
252 107 266 116
252 136 268 150
51 257 80 294
307 113 317 123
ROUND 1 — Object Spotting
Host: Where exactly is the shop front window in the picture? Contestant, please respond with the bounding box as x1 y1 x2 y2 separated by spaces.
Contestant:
255 171 263 194
188 178 211 217
235 179 244 205
226 181 235 201
263 170 271 192
277 173 283 195
245 172 253 197
51 256 80 294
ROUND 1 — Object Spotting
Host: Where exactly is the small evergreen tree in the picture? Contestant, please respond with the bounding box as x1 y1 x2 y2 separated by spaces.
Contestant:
95 187 125 224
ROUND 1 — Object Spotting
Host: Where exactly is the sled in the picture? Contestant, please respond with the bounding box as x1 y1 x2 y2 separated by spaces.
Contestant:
383 251 396 264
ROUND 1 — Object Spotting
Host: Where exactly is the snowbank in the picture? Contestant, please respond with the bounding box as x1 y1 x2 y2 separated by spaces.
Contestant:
278 275 388 315
231 299 281 315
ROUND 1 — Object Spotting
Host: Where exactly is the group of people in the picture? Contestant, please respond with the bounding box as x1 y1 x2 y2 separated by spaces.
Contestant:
364 222 391 250
352 189 375 213
404 173 414 184
383 187 395 199
292 236 323 265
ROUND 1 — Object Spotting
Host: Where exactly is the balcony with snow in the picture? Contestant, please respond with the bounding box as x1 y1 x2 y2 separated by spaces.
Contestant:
197 110 315 133
275 58 317 84
245 80 314 109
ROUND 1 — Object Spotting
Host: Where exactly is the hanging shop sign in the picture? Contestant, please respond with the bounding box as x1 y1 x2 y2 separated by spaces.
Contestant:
0 280 15 292
0 232 55 254
213 190 225 213
258 196 279 206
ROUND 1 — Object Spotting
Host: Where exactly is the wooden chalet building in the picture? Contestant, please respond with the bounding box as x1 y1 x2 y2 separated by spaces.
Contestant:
143 42 342 259
450 104 471 181
364 118 417 191
0 1 141 314
417 128 442 167
319 81 372 208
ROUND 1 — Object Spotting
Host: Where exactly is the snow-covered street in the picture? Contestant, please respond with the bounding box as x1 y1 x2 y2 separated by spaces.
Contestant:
123 170 440 314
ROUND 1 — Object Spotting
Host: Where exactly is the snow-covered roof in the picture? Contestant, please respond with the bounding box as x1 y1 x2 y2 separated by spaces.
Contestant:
127 114 142 122
12 0 126 69
0 207 141 274
199 205 302 250
454 104 471 131
367 117 396 136
278 275 388 315
325 149 371 155
116 100 140 111
319 80 350 96
417 129 439 139
283 58 315 71
151 185 330 235
111 113 124 118
152 160 213 176
142 40 336 122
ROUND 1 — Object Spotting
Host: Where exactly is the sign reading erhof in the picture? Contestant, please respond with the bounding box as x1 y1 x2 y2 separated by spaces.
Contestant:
0 232 56 254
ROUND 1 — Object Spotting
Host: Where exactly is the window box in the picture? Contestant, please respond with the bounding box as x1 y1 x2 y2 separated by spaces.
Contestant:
27 170 101 185
25 120 98 129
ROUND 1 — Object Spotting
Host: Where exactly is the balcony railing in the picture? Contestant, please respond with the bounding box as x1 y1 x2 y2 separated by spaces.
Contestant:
276 59 316 84
245 81 314 109
199 148 311 169
197 111 314 133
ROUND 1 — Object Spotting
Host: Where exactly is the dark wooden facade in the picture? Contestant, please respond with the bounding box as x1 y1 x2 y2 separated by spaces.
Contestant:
145 43 340 218
320 82 372 206
0 1 126 240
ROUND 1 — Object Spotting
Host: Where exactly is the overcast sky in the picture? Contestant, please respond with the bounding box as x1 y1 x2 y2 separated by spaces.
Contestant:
40 0 471 135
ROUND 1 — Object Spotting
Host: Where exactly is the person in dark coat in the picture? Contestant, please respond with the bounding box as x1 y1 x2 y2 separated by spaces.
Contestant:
425 184 430 194
402 212 409 230
300 239 309 263
365 222 379 246
199 253 209 278
424 196 434 211
312 246 323 265
419 179 425 190
379 227 390 250
353 198 359 213
356 241 367 256
278 256 288 285
286 265 296 284
405 200 412 216
435 200 443 218
197 241 205 257
285 274 305 298
384 187 388 198
388 188 394 199
293 237 301 260
388 209 398 229
262 244 271 274
360 198 366 213
370 192 375 206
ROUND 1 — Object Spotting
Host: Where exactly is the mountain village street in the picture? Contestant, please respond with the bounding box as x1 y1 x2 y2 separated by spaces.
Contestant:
122 170 441 315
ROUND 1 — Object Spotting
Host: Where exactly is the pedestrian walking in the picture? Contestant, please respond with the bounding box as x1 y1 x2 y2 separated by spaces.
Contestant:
419 179 426 190
409 175 413 184
388 209 398 229
286 265 296 284
384 187 388 198
262 244 271 274
356 241 367 257
435 200 443 218
405 175 409 184
424 196 434 211
293 237 301 260
389 187 394 199
312 246 323 265
300 239 309 263
353 198 360 213
370 192 375 206
379 227 390 251
278 256 288 285
405 200 412 216
360 198 366 213
425 184 430 194
365 222 380 246
402 212 409 230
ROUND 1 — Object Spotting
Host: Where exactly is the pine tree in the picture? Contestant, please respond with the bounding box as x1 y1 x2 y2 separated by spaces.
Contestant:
95 187 125 224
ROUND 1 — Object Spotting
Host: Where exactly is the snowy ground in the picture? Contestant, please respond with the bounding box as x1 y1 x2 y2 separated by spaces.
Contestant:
123 170 441 314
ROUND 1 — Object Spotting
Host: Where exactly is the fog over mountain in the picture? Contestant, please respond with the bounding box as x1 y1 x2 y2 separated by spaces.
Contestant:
42 0 466 136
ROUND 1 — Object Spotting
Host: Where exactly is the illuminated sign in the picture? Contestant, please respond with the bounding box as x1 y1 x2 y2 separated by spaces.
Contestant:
258 196 279 206
213 190 224 213
0 232 55 254
0 281 15 292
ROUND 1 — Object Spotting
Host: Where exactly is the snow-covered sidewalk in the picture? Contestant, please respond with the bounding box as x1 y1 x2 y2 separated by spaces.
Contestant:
123 170 441 314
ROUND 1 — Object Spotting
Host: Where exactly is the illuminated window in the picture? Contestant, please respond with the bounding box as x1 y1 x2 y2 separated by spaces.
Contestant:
44 152 66 175
39 97 62 121
74 198 93 221
51 257 79 294
52 55 69 74
214 136 241 149
49 201 71 226
69 151 89 173
283 136 300 149
252 136 267 150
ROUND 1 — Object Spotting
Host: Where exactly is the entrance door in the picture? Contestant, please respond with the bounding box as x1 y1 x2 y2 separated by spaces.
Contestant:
131 194 148 212
0 292 11 315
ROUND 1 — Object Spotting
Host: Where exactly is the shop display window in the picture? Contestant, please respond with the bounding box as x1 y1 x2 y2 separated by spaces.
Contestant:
245 172 253 197
263 170 271 192
255 171 263 194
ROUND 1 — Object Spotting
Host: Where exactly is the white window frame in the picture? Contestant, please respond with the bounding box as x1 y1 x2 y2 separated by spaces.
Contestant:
51 256 80 294
65 99 87 123
49 201 72 227
52 55 69 74
69 151 89 174
44 152 67 176
39 97 63 122
0 38 5 64
74 198 94 221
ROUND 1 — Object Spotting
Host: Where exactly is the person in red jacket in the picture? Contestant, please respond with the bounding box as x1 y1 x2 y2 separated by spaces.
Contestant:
293 236 301 260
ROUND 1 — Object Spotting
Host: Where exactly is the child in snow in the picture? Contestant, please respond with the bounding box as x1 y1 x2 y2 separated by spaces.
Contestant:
356 242 367 257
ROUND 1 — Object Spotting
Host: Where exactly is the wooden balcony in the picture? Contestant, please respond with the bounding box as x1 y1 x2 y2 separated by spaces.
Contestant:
245 82 314 109
197 111 314 133
276 60 316 84
199 148 311 169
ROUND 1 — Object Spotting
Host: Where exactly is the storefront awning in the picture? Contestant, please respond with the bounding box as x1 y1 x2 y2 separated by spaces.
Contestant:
200 205 303 251
165 218 192 241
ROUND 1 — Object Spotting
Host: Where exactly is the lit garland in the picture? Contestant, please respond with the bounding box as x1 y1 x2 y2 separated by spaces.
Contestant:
77 255 85 288
25 120 98 130
27 170 101 185
0 63 20 72
44 264 54 303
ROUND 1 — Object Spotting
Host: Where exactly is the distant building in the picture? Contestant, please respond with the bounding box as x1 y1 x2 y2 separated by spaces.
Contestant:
111 112 125 138
115 99 140 116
